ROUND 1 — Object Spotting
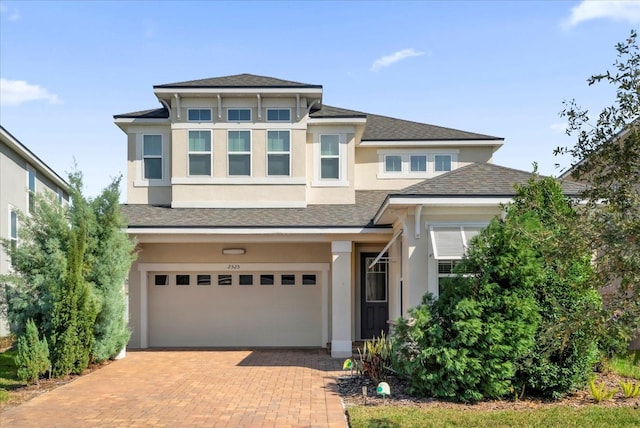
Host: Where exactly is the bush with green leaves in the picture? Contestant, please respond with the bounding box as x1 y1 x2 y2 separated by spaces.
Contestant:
16 319 50 383
357 331 392 382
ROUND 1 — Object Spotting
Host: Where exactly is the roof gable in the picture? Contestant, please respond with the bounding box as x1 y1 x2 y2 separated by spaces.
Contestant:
154 73 322 89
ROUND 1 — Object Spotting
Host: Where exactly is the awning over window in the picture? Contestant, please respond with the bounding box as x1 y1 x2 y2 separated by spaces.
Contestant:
429 226 484 260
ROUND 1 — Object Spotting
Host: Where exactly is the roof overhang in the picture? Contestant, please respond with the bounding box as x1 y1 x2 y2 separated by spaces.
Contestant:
359 139 504 149
113 117 171 132
307 118 367 125
0 126 69 191
153 87 323 98
373 195 513 224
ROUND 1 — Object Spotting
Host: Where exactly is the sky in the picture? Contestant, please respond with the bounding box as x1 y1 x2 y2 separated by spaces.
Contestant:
0 0 638 199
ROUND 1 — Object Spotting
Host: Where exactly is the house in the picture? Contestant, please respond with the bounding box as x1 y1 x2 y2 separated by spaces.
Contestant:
0 126 70 337
115 74 584 357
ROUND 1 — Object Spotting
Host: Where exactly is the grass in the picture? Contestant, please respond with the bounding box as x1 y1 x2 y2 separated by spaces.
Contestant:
347 406 640 428
608 352 640 380
0 346 24 403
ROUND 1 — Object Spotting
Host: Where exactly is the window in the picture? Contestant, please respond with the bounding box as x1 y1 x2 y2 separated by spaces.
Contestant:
384 155 402 173
302 274 316 285
410 155 427 172
267 131 290 176
438 260 475 295
218 274 232 286
197 275 211 286
239 274 253 285
227 108 251 122
435 155 452 172
27 167 36 213
188 130 212 176
154 275 169 286
320 135 340 179
187 109 212 122
260 274 274 285
281 274 295 285
266 108 291 122
176 274 190 286
228 131 251 176
9 209 18 252
57 188 64 205
143 135 163 180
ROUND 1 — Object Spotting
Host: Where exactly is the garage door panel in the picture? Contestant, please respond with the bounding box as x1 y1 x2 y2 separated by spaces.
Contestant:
148 271 322 347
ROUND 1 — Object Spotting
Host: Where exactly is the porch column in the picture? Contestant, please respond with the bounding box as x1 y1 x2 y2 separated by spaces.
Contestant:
139 270 148 349
331 240 352 358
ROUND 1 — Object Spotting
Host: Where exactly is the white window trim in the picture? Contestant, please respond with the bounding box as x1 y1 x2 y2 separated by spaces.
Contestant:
266 130 291 177
227 108 252 122
8 205 18 247
428 223 486 260
266 108 292 123
187 129 213 177
135 133 170 187
312 133 348 187
187 108 213 123
227 129 252 177
377 149 458 179
26 165 36 213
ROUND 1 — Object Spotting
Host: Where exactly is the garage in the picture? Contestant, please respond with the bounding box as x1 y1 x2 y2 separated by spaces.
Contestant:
146 265 326 347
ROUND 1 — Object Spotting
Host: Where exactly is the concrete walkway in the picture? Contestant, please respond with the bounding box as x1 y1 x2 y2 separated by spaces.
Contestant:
0 349 347 427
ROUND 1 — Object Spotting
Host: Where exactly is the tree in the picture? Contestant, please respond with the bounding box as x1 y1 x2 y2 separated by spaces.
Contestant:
556 30 640 354
15 319 50 383
1 171 135 376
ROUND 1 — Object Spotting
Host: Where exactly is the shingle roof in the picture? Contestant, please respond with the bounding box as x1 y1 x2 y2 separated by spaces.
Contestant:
395 163 587 197
123 190 390 228
113 107 169 119
310 105 501 141
153 73 322 89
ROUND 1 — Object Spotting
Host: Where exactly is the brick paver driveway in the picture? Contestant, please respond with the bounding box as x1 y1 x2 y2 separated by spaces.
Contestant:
1 349 347 427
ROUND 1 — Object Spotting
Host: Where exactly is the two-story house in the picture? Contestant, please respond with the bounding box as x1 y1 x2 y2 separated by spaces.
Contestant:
0 126 70 337
115 74 584 357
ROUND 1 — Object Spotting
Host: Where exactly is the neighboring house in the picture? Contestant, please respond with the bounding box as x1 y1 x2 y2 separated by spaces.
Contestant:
0 126 70 337
115 74 584 357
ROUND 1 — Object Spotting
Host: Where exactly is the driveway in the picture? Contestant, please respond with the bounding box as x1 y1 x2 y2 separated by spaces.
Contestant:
0 349 347 427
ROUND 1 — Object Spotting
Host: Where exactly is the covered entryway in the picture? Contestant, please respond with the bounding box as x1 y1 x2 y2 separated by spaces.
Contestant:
138 262 329 348
360 253 389 339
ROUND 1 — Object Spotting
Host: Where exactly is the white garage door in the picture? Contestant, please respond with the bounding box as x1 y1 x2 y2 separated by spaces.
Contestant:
148 269 323 347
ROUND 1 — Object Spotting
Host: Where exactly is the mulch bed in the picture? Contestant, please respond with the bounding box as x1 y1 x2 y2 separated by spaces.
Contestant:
336 371 640 411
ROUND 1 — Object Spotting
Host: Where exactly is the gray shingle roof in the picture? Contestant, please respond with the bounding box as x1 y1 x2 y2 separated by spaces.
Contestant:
154 73 322 89
395 163 587 197
309 105 367 119
123 190 390 228
114 107 169 119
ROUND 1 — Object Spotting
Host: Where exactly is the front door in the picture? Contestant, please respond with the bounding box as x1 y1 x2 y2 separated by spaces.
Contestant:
361 253 389 340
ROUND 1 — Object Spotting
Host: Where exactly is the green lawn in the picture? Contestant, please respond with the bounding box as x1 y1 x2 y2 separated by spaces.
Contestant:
0 347 23 403
347 406 640 428
608 353 640 380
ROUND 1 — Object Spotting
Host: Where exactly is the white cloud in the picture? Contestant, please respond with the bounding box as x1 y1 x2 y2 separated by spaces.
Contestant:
371 48 425 72
0 4 21 21
549 122 568 133
0 78 60 106
563 0 640 28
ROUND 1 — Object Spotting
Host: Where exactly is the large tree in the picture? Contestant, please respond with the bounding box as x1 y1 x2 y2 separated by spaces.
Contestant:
556 30 640 353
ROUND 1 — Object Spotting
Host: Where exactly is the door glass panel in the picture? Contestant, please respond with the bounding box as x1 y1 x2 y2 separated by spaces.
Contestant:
365 257 387 302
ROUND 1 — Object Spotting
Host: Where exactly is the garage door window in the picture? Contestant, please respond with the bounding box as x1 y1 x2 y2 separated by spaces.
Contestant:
281 274 295 285
260 274 274 285
302 274 316 285
176 275 190 286
218 274 232 286
197 275 211 286
154 275 169 286
239 274 253 285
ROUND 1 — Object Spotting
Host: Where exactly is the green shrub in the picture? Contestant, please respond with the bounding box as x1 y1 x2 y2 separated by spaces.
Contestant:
589 379 617 402
15 319 50 383
357 331 392 382
619 380 640 398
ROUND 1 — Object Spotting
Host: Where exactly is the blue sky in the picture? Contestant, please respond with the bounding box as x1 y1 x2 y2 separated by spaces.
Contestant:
1 0 638 198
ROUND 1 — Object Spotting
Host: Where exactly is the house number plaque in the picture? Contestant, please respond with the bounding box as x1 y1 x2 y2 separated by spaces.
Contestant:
227 264 241 270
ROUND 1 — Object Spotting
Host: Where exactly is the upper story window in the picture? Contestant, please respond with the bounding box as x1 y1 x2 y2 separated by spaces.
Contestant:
435 155 452 172
9 208 18 252
267 130 290 176
143 135 163 180
27 166 36 213
228 130 251 176
320 134 340 180
266 108 291 122
188 130 212 176
385 155 402 173
187 108 212 122
410 155 427 172
227 108 251 122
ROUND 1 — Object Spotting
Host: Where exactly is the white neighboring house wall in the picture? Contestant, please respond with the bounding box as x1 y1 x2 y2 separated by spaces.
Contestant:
0 126 69 337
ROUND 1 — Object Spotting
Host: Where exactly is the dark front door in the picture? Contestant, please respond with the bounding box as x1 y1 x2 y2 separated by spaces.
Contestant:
361 253 389 340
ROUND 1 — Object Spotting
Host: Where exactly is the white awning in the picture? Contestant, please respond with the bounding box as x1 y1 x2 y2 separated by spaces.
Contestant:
429 225 484 260
368 230 403 269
